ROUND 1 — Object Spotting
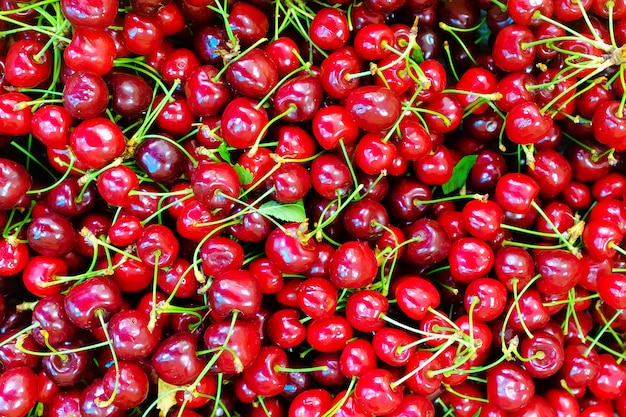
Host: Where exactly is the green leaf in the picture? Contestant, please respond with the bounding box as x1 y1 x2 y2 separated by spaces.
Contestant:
257 200 306 223
217 142 231 164
234 164 254 185
411 45 424 64
442 154 478 195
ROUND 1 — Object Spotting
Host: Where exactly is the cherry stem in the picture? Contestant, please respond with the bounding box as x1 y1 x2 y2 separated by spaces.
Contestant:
584 310 622 357
248 104 297 157
212 37 269 82
500 223 560 238
320 376 357 417
346 17 419 81
80 228 142 262
255 62 312 110
392 338 454 389
0 323 39 350
530 201 581 256
16 334 109 356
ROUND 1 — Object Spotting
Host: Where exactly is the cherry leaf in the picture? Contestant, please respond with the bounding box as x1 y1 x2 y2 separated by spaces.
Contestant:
442 154 478 195
234 163 254 185
257 200 306 223
217 142 231 164
156 378 180 417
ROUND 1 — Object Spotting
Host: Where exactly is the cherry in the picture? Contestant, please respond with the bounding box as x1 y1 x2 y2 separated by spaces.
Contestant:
372 326 417 367
221 97 268 149
184 65 231 117
228 1 268 45
152 332 205 385
63 70 109 120
225 48 278 99
319 47 361 100
203 318 261 374
587 353 626 400
354 368 403 415
108 72 153 118
448 236 494 283
32 294 79 347
191 160 240 211
0 238 29 277
492 25 536 72
520 330 565 378
345 85 402 132
421 94 464 133
208 269 262 319
42 340 94 387
108 309 161 360
345 290 388 332
402 218 451 265
22 255 68 298
0 367 38 417
80 379 126 417
47 178 97 217
135 137 186 185
328 241 378 289
597 272 626 309
64 276 122 329
310 8 349 50
487 362 535 412
0 93 33 137
136 223 179 268
70 117 125 169
5 39 52 88
307 315 353 353
393 275 440 320
61 0 117 28
242 345 289 397
122 13 164 55
265 223 317 274
312 105 359 150
273 74 323 123
272 162 312 203
309 153 354 200
0 158 32 210
102 361 150 409
505 102 553 145
495 173 540 214
64 28 116 76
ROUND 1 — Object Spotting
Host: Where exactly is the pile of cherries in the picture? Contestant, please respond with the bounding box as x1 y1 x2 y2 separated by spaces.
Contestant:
4 0 626 415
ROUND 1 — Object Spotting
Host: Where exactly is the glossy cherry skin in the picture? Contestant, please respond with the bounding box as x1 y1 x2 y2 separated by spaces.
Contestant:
505 102 553 145
203 318 261 374
122 13 163 55
464 278 507 321
345 290 388 332
63 276 122 329
0 93 33 137
273 74 323 123
21 255 68 298
345 85 402 132
393 275 440 320
108 309 161 360
492 25 536 72
495 173 539 214
265 223 317 274
328 241 378 289
561 342 600 389
63 70 109 120
319 47 361 100
5 39 52 88
101 361 149 409
208 269 262 319
32 294 79 347
354 368 403 416
61 0 117 29
487 363 535 412
448 237 494 283
402 218 451 265
0 238 29 277
220 97 268 149
108 72 153 118
191 160 240 211
184 65 231 117
27 212 78 257
151 332 206 385
307 315 353 353
597 272 626 309
70 117 125 170
0 367 38 417
0 158 32 210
